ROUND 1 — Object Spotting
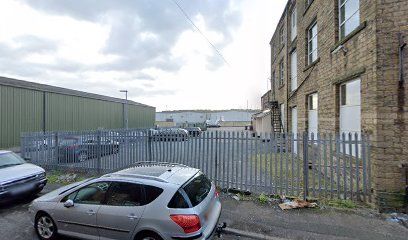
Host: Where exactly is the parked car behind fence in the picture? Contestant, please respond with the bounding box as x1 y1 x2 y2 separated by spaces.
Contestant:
152 128 189 142
58 136 119 163
184 127 202 137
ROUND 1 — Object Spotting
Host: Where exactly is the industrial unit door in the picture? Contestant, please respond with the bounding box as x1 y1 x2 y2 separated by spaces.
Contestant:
340 79 361 156
291 107 298 154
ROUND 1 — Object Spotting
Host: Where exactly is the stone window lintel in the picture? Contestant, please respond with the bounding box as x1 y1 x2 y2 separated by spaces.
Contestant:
331 21 367 53
331 67 366 85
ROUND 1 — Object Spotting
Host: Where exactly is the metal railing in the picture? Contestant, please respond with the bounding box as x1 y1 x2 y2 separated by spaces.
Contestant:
21 129 371 202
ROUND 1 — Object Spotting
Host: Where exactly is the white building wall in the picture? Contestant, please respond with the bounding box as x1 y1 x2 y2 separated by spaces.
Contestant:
156 110 257 124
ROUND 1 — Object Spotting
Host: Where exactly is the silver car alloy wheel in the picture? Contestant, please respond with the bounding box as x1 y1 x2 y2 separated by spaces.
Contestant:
37 216 54 239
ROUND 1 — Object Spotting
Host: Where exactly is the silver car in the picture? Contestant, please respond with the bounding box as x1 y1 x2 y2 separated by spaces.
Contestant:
29 163 221 240
0 150 47 203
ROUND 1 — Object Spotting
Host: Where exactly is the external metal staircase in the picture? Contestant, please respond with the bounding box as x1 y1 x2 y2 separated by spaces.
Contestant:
270 101 283 133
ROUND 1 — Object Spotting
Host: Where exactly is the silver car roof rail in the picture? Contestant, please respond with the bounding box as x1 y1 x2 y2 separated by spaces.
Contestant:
106 173 169 183
131 161 189 168
103 162 191 183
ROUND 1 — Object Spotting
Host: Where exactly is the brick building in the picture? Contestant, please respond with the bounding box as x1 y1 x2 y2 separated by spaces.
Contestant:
266 0 407 211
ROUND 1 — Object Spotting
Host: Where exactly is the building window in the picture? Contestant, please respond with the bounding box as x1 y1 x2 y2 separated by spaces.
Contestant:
291 7 297 41
280 26 285 45
291 107 298 153
272 70 276 90
340 79 361 106
308 93 318 140
280 103 285 130
279 60 284 86
339 0 360 39
290 50 297 91
339 79 361 156
308 93 318 110
307 21 318 65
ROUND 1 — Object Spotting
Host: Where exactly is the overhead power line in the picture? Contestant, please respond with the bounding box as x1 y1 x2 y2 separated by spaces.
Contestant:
170 0 230 66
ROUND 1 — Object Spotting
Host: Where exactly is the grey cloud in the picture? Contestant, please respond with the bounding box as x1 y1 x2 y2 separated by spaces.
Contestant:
14 35 58 54
19 0 243 71
142 82 154 88
206 54 225 71
0 35 57 58
135 73 155 81
0 36 60 78
47 58 84 72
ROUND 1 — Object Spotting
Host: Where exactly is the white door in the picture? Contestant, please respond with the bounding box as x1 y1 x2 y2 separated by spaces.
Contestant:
340 79 361 156
291 107 298 154
290 50 297 92
280 104 285 131
308 93 318 140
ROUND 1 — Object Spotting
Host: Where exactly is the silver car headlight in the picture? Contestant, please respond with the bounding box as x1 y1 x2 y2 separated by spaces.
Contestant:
36 172 46 179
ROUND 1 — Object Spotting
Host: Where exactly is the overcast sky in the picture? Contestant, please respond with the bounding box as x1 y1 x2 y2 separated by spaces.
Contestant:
0 0 286 111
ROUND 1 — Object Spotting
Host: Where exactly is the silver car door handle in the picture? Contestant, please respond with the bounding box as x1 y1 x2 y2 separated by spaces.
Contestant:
86 210 96 216
127 214 137 220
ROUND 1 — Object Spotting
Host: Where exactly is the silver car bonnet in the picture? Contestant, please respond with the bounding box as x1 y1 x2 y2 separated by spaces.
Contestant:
0 163 44 185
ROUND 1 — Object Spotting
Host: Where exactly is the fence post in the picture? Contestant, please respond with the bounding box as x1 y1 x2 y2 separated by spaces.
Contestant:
147 129 152 162
97 130 102 174
302 132 309 200
214 131 219 186
20 133 26 160
54 132 59 169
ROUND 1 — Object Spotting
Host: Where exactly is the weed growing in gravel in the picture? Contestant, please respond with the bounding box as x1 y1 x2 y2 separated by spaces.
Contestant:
258 193 269 204
326 199 357 209
47 171 94 185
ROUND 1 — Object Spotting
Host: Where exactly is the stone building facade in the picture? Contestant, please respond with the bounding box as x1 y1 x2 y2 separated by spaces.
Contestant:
261 90 272 110
268 0 407 211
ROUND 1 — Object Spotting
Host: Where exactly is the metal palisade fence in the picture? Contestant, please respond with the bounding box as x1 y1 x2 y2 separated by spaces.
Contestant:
21 129 371 202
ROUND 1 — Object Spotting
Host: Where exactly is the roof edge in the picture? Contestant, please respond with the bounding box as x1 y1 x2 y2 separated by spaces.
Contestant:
0 76 154 108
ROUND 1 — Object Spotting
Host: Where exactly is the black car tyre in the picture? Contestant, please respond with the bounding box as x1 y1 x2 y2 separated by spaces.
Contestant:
35 213 58 240
137 231 163 240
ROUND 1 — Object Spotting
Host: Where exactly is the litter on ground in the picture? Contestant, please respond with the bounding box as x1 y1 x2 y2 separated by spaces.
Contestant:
279 199 317 210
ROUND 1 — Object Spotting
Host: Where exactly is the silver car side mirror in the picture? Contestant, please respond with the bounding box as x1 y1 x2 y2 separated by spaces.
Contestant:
63 199 74 208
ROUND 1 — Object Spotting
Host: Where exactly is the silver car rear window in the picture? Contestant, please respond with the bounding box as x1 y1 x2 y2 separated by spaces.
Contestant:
182 173 211 207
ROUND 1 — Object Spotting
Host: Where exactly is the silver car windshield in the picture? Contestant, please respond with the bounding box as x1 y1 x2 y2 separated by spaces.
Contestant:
0 152 26 169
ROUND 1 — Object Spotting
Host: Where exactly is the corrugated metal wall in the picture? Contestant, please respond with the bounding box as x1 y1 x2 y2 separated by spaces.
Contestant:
0 85 155 149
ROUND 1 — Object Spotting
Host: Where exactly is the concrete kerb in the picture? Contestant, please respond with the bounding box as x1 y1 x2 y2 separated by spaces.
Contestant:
223 227 287 240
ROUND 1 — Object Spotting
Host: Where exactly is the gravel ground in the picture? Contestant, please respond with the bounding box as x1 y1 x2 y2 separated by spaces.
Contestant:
219 193 408 240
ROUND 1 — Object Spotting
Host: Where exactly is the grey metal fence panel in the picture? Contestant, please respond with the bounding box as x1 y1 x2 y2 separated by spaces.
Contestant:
21 129 372 202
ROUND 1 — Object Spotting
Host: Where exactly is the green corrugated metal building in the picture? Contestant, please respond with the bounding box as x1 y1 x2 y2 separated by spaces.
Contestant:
0 76 155 149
